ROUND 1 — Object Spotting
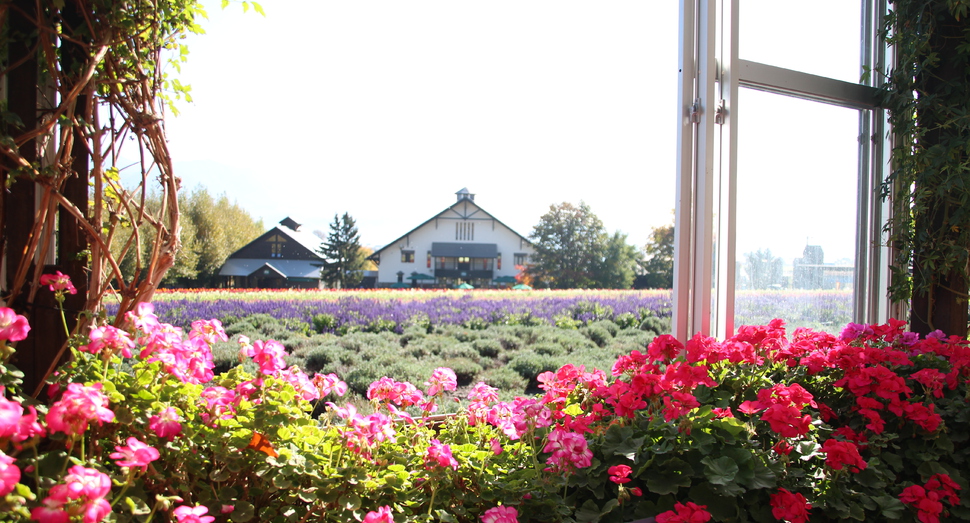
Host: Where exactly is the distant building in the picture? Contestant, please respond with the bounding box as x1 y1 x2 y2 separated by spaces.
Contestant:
369 189 535 288
219 217 324 289
792 245 854 290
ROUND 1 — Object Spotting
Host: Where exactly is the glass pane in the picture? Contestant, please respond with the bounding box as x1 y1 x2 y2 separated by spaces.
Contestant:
734 89 858 332
740 0 863 84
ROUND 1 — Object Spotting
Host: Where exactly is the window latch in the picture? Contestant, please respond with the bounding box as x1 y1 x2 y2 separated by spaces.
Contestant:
690 98 701 123
714 99 726 125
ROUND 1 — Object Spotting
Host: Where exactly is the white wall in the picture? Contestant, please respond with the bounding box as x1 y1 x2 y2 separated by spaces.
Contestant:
375 202 534 284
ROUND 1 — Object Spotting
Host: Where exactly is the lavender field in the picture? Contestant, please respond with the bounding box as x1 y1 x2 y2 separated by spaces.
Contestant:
117 290 668 331
114 288 852 334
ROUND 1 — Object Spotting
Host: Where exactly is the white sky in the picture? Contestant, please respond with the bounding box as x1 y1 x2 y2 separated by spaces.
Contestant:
160 0 679 250
157 0 862 264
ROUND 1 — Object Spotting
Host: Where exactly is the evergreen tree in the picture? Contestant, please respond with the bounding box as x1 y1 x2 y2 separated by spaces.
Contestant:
318 213 366 288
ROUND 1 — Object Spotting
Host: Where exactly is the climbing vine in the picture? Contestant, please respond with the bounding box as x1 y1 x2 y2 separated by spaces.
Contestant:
881 0 970 333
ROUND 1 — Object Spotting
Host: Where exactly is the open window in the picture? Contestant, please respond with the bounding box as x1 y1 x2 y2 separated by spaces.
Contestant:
673 0 894 338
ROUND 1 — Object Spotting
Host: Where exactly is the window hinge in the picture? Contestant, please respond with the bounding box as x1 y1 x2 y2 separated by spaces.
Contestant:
714 99 726 125
690 98 701 123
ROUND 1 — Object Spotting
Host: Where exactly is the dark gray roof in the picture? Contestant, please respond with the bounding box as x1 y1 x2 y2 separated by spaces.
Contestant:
219 259 322 279
431 242 498 258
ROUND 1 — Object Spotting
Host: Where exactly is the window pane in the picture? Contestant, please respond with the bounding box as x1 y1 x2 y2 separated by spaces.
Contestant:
734 89 857 332
739 0 862 84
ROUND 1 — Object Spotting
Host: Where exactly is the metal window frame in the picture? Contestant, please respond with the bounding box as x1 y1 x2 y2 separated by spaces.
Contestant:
674 0 891 340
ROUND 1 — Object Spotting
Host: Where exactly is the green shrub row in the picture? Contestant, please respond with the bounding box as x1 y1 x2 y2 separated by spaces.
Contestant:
214 313 669 407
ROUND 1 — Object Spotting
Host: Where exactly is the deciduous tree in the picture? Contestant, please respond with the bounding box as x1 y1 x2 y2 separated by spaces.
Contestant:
593 232 641 289
744 249 784 290
640 224 674 289
527 202 608 289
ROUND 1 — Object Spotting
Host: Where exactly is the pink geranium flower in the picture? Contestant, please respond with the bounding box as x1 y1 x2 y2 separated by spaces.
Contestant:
80 326 135 358
770 488 811 523
0 307 30 342
425 439 459 470
481 505 518 523
0 450 20 496
821 439 867 472
542 427 592 472
29 498 69 523
425 367 457 397
40 271 77 295
608 464 633 484
149 407 183 441
363 505 394 523
246 339 287 376
45 383 115 436
188 319 229 344
172 505 215 523
655 501 711 523
110 437 160 471
313 373 348 397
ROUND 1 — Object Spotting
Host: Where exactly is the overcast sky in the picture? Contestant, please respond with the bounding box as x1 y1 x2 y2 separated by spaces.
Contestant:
156 0 862 264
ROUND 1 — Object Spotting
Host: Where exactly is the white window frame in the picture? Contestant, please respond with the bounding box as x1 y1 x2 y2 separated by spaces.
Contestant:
673 0 897 340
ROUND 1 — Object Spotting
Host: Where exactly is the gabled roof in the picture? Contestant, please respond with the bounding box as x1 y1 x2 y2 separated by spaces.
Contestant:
228 222 323 260
371 197 532 258
219 259 322 279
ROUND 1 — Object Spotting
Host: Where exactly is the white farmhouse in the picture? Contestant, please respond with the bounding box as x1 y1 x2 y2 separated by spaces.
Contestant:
370 189 535 288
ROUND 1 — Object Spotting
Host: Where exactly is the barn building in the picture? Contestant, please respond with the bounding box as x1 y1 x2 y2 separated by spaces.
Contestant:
218 217 324 288
369 189 535 288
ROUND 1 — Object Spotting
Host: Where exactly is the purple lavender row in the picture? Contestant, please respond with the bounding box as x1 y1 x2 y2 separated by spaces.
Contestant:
107 293 673 331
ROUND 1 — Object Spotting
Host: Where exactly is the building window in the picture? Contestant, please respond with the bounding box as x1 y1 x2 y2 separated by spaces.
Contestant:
456 221 474 241
427 251 432 268
514 253 528 266
401 251 415 263
267 233 288 258
497 253 501 270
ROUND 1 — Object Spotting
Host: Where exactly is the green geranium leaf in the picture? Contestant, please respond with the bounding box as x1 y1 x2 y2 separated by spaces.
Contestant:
879 451 904 472
645 457 692 495
688 482 739 521
563 403 584 417
136 388 154 400
702 455 739 485
574 499 603 523
231 501 255 522
342 493 362 511
601 424 645 460
917 461 950 478
210 468 231 482
123 495 151 516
